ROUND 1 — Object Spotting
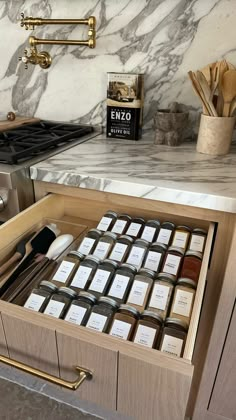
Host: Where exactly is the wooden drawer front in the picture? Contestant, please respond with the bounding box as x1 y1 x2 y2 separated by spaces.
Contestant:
117 352 193 420
2 313 59 376
56 331 117 410
0 313 8 357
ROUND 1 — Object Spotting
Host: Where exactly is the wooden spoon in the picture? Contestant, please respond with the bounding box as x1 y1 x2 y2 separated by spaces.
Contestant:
221 70 236 116
216 60 228 116
188 71 211 115
196 71 218 116
230 98 236 116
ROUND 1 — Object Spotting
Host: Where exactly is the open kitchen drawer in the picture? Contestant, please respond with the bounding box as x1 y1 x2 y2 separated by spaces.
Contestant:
0 192 215 419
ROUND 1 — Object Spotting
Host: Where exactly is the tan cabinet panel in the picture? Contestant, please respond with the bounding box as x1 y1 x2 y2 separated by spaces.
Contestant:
0 313 8 357
56 331 118 410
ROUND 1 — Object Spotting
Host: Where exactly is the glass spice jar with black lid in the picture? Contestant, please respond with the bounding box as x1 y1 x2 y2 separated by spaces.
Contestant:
125 217 145 238
50 251 84 288
64 291 97 326
93 232 117 260
108 304 139 341
142 242 167 273
169 277 197 326
126 268 155 312
126 238 149 270
159 317 188 357
133 310 163 348
87 259 118 298
96 210 118 232
180 250 203 283
141 219 161 243
43 287 77 319
111 214 132 235
161 246 184 280
77 228 102 256
108 235 134 263
85 296 119 333
188 228 207 253
106 263 137 304
171 225 191 252
156 221 176 246
69 255 100 293
147 273 175 320
23 281 57 313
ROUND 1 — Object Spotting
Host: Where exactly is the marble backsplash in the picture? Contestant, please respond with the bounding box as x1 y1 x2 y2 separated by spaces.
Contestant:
0 0 235 135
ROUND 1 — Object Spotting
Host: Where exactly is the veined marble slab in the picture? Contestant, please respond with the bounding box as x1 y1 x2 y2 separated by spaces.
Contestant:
30 132 236 213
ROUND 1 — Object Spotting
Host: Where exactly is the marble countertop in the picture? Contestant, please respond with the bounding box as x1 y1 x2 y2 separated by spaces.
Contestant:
30 132 236 213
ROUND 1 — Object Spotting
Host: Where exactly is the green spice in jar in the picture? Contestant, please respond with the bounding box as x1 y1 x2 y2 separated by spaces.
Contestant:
106 263 137 304
69 255 100 293
111 214 132 235
93 232 117 260
87 259 118 298
23 281 57 313
43 287 77 319
50 251 84 288
96 210 118 232
108 235 133 263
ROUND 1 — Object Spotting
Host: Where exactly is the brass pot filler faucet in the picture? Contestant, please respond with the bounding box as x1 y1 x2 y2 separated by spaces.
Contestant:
19 13 96 69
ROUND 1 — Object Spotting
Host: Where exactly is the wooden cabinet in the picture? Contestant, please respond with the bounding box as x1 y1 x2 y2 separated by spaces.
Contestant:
0 183 234 420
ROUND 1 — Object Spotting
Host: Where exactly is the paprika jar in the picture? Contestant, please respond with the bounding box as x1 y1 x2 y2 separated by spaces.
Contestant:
180 250 203 283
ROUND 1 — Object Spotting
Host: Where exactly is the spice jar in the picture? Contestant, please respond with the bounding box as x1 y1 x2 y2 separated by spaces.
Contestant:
87 259 118 298
147 273 175 320
108 304 139 340
50 251 84 288
111 214 131 235
169 278 197 326
180 251 202 283
125 217 145 238
156 221 175 246
44 287 77 319
171 225 191 252
126 238 149 270
77 228 102 256
108 235 133 263
85 296 118 332
141 219 160 243
159 317 188 357
96 210 118 232
161 246 184 280
107 263 137 304
69 255 100 293
133 310 163 348
142 242 167 273
93 232 117 260
126 269 155 311
23 281 57 313
64 291 97 325
188 228 207 253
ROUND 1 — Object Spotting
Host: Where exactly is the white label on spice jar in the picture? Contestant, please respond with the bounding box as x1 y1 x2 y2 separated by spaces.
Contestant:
86 313 107 332
144 250 162 272
163 254 181 275
97 216 113 231
134 325 156 348
157 228 172 245
126 222 142 237
109 320 132 340
109 243 128 262
111 219 127 234
93 241 110 260
64 304 87 325
172 231 188 248
172 289 194 317
89 269 110 293
149 283 170 311
52 261 75 283
24 293 45 312
78 237 96 255
70 266 92 289
160 335 184 357
108 274 130 299
126 246 146 268
44 300 65 318
189 234 205 252
141 226 156 242
127 280 149 306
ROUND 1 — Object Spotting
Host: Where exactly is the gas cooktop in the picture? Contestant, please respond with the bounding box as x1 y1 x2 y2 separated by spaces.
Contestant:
0 120 94 164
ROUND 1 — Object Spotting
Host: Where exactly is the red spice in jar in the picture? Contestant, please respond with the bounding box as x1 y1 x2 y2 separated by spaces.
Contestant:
180 250 202 283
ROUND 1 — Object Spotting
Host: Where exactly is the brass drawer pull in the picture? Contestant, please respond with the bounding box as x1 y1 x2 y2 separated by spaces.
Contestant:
0 355 92 390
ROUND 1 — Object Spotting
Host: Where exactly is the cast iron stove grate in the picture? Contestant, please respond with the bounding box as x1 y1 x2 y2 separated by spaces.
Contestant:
0 120 93 164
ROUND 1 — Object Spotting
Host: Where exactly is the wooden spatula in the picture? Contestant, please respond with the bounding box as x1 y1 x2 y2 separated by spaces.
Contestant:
188 71 211 115
230 98 236 116
196 71 218 116
222 70 236 116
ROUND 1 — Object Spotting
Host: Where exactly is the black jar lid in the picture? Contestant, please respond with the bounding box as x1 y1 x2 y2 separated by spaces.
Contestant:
176 225 192 232
156 272 176 284
134 238 149 247
167 246 185 256
58 287 77 299
118 214 132 220
151 242 167 251
119 263 137 274
132 217 145 223
119 235 134 243
138 268 155 279
177 277 197 289
145 219 161 227
192 228 207 235
98 296 119 309
105 210 118 218
67 250 84 260
185 250 203 260
87 228 103 236
161 221 175 229
119 304 140 318
141 310 163 324
78 291 97 304
103 232 118 240
84 255 100 264
165 317 188 331
102 259 119 269
39 280 58 293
